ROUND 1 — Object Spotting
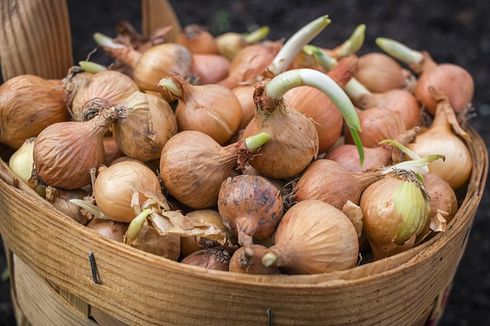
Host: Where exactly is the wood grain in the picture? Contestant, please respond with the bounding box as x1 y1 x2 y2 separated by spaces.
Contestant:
141 0 181 43
0 0 73 80
0 129 486 325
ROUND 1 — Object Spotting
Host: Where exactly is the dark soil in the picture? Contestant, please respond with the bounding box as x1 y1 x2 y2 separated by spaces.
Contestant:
1 0 489 325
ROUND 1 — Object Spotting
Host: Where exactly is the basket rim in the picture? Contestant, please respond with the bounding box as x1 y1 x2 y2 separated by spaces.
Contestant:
0 128 487 289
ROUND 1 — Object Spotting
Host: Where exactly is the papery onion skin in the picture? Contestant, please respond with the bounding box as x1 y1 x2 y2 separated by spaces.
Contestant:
229 245 280 274
103 137 124 166
425 173 458 224
94 160 164 222
87 218 128 242
34 110 115 190
71 70 138 121
354 53 406 93
326 145 390 173
232 85 256 130
63 71 93 109
177 25 219 55
0 75 68 149
265 200 359 274
131 220 181 260
191 54 230 85
45 187 89 225
218 175 283 247
414 64 474 114
181 247 230 271
113 91 177 161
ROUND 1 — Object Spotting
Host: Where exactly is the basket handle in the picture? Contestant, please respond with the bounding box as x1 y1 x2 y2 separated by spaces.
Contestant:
0 0 73 80
141 0 181 43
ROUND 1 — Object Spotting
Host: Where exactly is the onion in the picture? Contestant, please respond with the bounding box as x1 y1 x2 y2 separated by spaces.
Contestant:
345 108 406 148
45 187 89 225
181 247 231 271
94 33 192 93
70 70 138 121
216 26 270 60
94 160 167 223
218 175 283 247
103 137 124 165
160 131 271 209
229 245 280 274
232 85 256 130
0 75 68 149
33 108 117 189
243 69 363 179
176 25 219 54
353 53 407 93
191 54 230 85
63 68 94 109
113 91 177 161
376 37 474 114
360 170 431 259
409 92 472 189
87 218 128 242
261 200 359 274
158 76 241 145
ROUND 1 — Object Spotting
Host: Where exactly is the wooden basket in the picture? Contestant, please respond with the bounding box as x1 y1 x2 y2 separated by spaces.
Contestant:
0 0 488 325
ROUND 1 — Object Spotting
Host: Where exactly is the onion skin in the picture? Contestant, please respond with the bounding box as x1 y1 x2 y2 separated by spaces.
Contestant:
345 108 406 148
0 75 68 149
229 245 280 274
103 137 124 166
130 220 181 260
87 218 128 242
45 187 89 225
219 42 281 89
70 70 138 121
414 64 474 114
424 174 458 224
354 53 406 93
181 247 230 271
294 159 382 209
113 92 177 161
176 25 219 55
264 200 359 274
94 160 163 223
160 131 237 209
326 145 390 173
191 54 230 85
63 71 93 109
218 175 283 247
232 85 256 130
34 110 115 189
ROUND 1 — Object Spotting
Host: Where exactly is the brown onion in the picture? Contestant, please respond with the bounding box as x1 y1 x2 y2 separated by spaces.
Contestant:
294 159 384 209
94 160 166 223
216 26 270 60
232 85 256 130
103 137 124 165
181 247 230 271
113 91 177 161
158 76 241 145
354 53 407 93
0 75 68 149
176 25 219 54
70 70 138 121
160 130 271 209
94 33 192 93
218 175 283 247
218 42 281 89
191 54 230 85
33 108 116 189
409 93 472 189
262 200 359 274
87 218 128 242
45 187 89 225
129 217 180 260
229 245 280 274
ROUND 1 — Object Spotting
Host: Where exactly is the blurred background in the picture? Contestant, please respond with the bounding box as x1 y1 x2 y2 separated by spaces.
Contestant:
1 0 489 325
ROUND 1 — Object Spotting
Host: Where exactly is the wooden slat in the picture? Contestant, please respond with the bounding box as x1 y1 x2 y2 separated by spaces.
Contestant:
0 0 72 80
141 0 181 43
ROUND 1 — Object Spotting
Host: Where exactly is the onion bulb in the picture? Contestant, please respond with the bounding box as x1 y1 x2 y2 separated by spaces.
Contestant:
160 131 271 209
158 76 241 145
232 85 256 130
261 200 359 274
113 91 177 161
103 137 124 165
70 70 138 121
94 33 192 93
191 54 230 85
361 170 431 259
94 160 167 223
33 108 117 189
87 218 128 242
176 25 218 54
409 92 472 189
229 245 280 274
216 26 270 60
353 53 408 93
181 247 230 271
0 75 68 149
45 187 89 225
243 68 363 179
218 175 283 247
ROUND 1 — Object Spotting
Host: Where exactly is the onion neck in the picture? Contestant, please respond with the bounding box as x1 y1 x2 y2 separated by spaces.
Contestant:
430 90 469 140
234 132 272 170
125 209 152 245
90 107 118 138
261 245 294 269
268 15 331 76
303 45 338 71
93 32 141 67
158 76 185 101
244 26 270 44
345 78 372 104
330 24 366 58
354 170 385 189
